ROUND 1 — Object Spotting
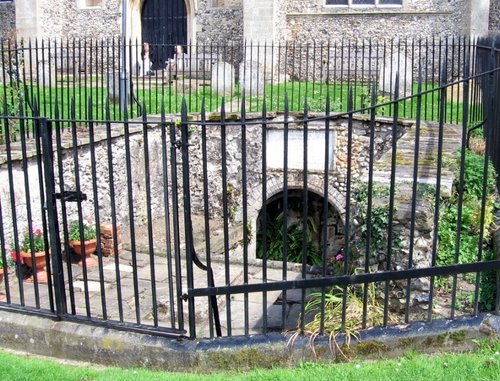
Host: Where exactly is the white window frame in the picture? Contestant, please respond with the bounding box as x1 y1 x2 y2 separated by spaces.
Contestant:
325 0 403 8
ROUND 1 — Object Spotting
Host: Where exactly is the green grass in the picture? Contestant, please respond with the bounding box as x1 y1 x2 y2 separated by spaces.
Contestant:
16 82 222 120
0 340 498 380
6 78 475 125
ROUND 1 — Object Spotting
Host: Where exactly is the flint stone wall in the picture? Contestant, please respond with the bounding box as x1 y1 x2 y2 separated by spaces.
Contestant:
491 0 500 31
0 1 15 39
0 114 432 273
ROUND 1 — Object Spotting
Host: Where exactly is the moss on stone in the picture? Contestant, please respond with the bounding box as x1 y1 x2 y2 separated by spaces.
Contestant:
206 348 286 370
354 340 389 356
450 330 467 342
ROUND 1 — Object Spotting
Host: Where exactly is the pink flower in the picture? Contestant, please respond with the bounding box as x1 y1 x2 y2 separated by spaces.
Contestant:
335 253 344 261
11 251 22 264
33 228 43 237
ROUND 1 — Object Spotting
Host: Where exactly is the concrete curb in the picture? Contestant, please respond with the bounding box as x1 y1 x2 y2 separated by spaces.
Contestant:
0 310 498 371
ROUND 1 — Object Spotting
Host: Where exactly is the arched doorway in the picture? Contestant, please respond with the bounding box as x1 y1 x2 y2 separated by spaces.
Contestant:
141 0 188 68
256 189 344 267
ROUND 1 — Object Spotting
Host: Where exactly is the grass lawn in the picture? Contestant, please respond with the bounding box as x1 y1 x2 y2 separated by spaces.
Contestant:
7 79 474 123
0 340 498 380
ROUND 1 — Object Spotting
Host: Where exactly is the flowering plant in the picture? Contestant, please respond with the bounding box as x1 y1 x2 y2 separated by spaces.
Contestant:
68 219 96 242
20 226 46 253
1 244 15 269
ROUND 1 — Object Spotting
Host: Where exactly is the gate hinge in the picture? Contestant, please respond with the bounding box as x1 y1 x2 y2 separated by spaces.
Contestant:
181 293 189 301
55 191 87 203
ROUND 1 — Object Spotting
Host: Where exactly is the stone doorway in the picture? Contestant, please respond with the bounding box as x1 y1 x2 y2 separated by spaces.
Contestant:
256 189 344 267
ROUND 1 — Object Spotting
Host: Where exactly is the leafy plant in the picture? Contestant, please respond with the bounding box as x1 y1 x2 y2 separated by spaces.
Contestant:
437 148 498 310
68 220 97 242
438 149 497 267
292 283 399 357
351 184 402 262
257 212 322 266
479 247 497 311
20 226 46 253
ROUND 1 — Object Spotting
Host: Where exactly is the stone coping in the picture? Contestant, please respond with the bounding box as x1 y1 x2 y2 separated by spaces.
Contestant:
0 309 497 372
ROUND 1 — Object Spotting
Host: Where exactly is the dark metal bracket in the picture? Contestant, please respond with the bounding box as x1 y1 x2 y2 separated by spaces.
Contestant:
55 191 87 203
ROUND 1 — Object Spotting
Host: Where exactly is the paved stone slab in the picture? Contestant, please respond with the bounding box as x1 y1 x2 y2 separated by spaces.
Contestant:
73 280 110 293
103 263 134 273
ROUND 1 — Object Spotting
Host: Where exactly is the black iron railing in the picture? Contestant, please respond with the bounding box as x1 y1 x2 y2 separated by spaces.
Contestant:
0 36 499 341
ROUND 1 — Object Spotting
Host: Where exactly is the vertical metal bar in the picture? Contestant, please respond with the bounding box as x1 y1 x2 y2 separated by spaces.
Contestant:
342 89 354 331
34 107 55 311
169 105 184 332
4 106 25 306
199 99 214 337
427 64 447 323
87 98 107 320
39 118 66 316
0 198 11 303
281 94 290 332
320 95 331 335
362 84 377 328
261 100 268 334
405 78 423 323
19 106 41 306
450 64 469 320
473 43 496 315
160 105 176 328
105 106 124 321
220 100 232 335
383 75 399 326
141 106 159 327
53 103 76 314
300 99 309 334
240 96 250 337
180 98 196 338
69 101 91 316
121 104 141 324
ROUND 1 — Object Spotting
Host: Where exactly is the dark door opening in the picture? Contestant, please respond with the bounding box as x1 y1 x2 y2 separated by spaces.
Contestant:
256 189 344 268
141 0 187 69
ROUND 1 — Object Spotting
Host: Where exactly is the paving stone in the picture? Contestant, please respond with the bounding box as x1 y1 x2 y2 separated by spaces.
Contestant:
73 280 111 293
103 263 134 273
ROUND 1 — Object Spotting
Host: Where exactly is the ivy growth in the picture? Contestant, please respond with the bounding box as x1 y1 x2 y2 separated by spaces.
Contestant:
437 148 497 311
351 184 401 262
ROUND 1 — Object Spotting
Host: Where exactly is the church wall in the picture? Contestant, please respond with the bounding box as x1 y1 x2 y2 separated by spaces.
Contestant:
491 0 500 31
280 0 472 43
0 1 16 39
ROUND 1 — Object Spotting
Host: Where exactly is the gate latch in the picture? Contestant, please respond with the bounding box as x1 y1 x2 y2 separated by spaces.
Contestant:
55 191 87 203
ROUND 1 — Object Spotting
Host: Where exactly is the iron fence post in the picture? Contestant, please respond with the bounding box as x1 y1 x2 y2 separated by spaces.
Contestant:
39 118 67 316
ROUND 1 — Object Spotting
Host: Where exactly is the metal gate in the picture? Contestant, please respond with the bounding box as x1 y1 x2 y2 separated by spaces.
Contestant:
35 116 187 337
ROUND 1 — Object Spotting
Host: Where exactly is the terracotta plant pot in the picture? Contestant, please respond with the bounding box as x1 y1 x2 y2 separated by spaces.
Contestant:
20 251 48 283
70 238 98 267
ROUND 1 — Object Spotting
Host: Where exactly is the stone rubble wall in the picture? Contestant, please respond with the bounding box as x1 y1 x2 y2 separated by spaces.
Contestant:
39 0 122 40
0 2 15 39
283 0 471 41
0 114 433 273
0 124 167 251
0 1 482 45
490 0 500 31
